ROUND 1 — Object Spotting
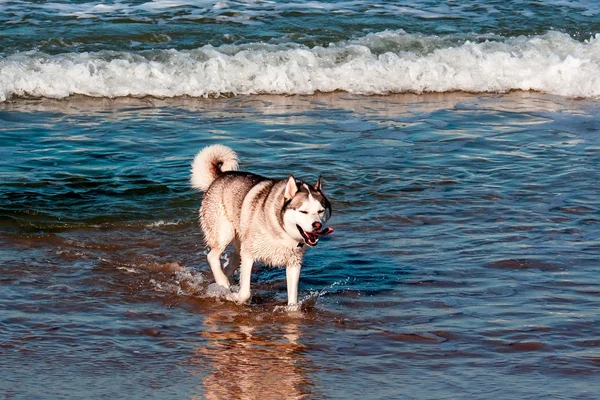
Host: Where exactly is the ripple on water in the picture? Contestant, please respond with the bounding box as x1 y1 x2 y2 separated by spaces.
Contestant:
484 259 565 271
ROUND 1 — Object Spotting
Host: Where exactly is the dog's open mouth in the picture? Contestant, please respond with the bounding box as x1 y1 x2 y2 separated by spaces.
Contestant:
296 225 334 247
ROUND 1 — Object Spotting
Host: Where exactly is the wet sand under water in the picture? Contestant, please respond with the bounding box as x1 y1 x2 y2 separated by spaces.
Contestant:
1 92 600 399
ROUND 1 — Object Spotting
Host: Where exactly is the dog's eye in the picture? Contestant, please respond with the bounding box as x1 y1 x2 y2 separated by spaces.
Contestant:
299 211 308 214
318 209 325 214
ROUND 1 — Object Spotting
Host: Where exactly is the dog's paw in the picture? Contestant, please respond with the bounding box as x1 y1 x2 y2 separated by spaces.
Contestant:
226 291 251 304
225 292 240 303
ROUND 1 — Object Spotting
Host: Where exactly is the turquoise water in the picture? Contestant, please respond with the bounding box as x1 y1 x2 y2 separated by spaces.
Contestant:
2 1 600 399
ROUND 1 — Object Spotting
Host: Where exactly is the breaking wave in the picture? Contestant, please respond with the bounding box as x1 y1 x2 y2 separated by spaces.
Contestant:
2 30 600 100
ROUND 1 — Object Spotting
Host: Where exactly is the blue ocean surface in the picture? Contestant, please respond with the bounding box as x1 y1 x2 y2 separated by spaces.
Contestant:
1 1 600 399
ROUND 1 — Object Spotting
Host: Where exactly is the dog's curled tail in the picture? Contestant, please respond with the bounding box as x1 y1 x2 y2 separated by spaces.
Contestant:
190 145 239 191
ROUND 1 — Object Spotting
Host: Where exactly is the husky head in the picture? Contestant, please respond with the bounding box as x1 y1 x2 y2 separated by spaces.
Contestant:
282 175 333 247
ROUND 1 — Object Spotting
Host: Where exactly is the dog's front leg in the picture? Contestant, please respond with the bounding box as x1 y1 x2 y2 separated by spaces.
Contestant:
286 262 302 309
227 254 253 304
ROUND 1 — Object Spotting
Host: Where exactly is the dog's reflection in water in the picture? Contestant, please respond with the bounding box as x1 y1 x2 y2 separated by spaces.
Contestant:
191 312 318 400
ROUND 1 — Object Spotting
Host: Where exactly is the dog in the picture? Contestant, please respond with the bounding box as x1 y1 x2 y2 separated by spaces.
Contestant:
190 144 333 308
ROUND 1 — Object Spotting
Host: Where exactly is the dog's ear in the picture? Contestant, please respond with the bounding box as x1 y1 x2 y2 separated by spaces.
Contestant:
314 175 322 191
284 175 298 199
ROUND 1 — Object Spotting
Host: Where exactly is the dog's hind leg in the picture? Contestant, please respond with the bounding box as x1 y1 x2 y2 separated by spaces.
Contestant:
227 252 253 304
207 249 230 288
206 221 235 289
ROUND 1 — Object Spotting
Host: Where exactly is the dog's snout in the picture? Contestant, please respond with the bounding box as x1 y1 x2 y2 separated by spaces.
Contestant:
312 221 322 230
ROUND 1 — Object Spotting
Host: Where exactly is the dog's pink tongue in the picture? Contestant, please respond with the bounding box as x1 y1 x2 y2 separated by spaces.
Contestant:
315 227 334 236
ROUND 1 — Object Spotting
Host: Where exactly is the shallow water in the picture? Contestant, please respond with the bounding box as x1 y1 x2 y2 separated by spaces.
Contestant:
1 92 600 399
3 0 600 398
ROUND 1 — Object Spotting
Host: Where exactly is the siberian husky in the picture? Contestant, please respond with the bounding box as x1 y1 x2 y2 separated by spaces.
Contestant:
190 145 334 308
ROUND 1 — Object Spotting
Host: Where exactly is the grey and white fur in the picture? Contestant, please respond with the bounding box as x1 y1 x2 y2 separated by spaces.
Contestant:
191 144 333 308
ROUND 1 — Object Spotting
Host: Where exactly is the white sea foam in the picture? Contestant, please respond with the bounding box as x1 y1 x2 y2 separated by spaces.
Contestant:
145 220 185 228
2 30 600 100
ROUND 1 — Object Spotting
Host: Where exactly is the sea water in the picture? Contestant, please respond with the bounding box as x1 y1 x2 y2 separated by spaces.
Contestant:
1 1 600 399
